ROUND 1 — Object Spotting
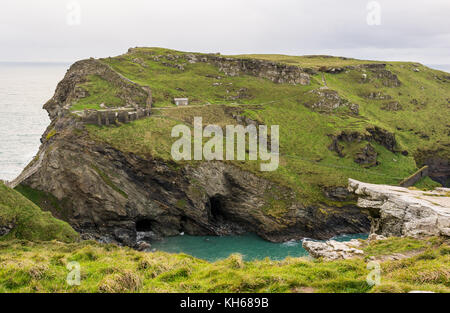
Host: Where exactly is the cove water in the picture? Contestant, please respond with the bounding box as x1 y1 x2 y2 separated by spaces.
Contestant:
151 233 368 262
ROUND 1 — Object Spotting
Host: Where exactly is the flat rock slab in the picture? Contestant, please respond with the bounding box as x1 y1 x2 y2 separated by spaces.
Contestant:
302 239 364 261
348 179 450 238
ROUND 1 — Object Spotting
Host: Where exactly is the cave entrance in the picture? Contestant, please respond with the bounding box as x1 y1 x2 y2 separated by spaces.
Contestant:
209 195 228 224
136 219 152 232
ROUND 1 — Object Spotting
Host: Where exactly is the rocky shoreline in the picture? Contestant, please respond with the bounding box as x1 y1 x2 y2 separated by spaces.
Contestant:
349 179 450 238
302 179 449 260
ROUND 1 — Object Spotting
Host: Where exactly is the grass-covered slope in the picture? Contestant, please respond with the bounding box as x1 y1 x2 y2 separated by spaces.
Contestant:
0 182 78 243
70 47 449 206
0 237 448 293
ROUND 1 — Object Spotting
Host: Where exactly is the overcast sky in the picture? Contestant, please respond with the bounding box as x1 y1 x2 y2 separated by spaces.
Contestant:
1 0 449 70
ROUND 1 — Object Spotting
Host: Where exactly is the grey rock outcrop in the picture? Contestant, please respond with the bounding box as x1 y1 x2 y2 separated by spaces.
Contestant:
328 126 397 158
354 144 378 167
305 89 359 114
184 53 310 86
302 239 364 261
381 101 402 111
348 179 450 238
11 56 370 246
0 222 15 237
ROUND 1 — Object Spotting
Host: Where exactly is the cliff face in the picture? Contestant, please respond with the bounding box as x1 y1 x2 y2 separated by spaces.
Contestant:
18 114 369 246
12 54 373 246
349 179 450 238
44 59 148 120
13 48 450 246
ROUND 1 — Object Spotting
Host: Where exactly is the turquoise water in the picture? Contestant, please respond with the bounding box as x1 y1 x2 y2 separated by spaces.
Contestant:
151 233 368 261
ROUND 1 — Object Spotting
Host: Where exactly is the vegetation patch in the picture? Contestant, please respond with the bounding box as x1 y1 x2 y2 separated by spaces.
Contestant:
0 236 447 293
70 75 126 111
0 183 78 243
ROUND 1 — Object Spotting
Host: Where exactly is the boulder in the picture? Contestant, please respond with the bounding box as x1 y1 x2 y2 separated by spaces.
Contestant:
135 241 152 252
305 89 359 114
354 144 378 167
368 233 386 241
302 239 364 261
0 223 15 237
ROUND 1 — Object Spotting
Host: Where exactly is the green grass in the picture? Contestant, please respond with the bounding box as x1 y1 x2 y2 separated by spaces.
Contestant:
70 75 128 111
0 183 78 243
413 176 441 190
77 47 448 207
86 116 180 161
363 237 430 257
15 184 66 215
0 236 447 293
45 128 57 140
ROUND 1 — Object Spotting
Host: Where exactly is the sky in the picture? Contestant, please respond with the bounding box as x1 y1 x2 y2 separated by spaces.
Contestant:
1 0 449 71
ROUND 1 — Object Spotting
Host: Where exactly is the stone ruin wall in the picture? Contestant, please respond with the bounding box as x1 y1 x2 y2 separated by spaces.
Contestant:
80 108 151 126
399 166 429 187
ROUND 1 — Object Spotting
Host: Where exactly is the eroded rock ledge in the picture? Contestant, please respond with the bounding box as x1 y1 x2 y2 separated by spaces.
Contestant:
302 239 364 261
182 53 311 85
348 179 450 238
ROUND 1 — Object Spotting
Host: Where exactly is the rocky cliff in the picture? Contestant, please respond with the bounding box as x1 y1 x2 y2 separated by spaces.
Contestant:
349 179 450 238
12 48 450 247
12 53 373 246
16 118 369 246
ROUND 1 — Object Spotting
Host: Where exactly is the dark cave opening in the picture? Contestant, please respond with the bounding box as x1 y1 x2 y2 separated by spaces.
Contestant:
209 195 228 224
135 219 153 232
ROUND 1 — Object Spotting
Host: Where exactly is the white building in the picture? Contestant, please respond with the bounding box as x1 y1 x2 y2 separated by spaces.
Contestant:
174 98 189 106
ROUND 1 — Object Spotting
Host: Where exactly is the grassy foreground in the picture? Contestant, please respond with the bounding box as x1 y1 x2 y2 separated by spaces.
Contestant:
0 237 448 293
0 180 448 293
0 183 78 243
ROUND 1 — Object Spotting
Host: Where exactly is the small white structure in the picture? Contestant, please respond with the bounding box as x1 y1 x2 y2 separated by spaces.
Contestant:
174 98 189 106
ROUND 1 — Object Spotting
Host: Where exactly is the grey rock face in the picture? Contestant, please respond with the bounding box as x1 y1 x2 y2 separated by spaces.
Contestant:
348 179 450 238
381 101 402 111
19 127 369 246
184 54 310 86
328 126 397 159
135 241 152 252
12 56 370 247
306 89 359 115
354 144 378 167
0 222 15 237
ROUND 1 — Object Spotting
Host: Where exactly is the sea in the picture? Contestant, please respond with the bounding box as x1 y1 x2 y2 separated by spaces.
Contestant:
0 62 69 181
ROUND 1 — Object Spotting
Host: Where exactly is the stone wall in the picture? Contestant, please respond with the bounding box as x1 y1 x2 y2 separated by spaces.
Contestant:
80 108 151 126
399 166 429 187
